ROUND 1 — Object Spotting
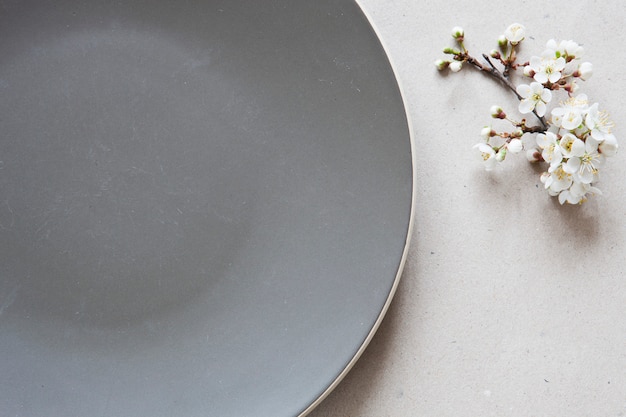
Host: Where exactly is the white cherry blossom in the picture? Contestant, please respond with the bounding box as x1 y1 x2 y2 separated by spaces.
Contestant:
545 39 584 60
517 82 552 116
563 140 604 184
438 24 617 205
542 163 573 194
504 23 525 45
474 143 497 171
558 133 585 159
527 54 566 84
584 102 613 141
536 131 562 166
551 95 589 130
558 182 601 205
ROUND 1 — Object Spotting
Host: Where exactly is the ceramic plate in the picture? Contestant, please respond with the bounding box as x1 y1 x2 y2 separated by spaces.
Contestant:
0 0 413 415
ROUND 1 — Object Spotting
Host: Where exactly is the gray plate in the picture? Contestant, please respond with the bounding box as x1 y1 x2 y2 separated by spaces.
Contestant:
0 0 413 415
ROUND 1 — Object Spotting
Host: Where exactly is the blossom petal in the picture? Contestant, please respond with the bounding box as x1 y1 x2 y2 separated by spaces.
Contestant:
584 103 599 128
547 151 563 166
579 169 595 184
564 157 580 174
533 72 548 84
534 101 547 117
569 181 588 198
585 137 600 153
579 62 593 80
484 157 497 171
545 39 558 53
561 113 582 130
519 99 534 114
548 71 562 84
567 193 583 204
516 84 531 98
554 57 566 71
570 139 586 157
599 134 618 157
536 133 551 148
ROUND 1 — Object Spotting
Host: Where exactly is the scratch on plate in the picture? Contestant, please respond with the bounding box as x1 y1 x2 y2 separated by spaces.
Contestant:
0 200 15 230
0 285 19 316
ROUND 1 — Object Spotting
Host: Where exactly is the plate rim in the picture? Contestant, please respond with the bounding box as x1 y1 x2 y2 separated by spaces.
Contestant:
298 1 417 415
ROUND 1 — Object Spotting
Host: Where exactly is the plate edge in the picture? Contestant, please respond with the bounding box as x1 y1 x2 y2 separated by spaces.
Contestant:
298 1 418 415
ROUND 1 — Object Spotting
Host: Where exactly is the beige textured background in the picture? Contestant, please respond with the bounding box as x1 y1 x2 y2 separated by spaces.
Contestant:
309 0 626 416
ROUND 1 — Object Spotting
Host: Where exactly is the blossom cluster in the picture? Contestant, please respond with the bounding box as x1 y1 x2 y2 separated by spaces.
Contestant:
517 38 592 117
534 95 617 204
436 24 618 205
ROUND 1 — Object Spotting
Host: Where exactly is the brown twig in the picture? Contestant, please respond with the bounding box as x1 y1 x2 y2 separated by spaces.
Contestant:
461 52 549 131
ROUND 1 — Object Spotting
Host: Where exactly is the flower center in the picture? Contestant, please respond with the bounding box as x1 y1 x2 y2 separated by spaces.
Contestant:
598 111 614 133
563 141 573 152
580 154 599 174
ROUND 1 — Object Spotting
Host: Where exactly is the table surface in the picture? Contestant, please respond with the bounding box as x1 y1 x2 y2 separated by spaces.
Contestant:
309 0 626 416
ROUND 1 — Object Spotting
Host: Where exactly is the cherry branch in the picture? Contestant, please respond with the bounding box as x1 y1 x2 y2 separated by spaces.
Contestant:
463 52 549 130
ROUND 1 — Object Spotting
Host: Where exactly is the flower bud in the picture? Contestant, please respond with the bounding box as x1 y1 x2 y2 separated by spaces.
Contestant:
480 126 494 140
489 49 501 59
522 65 534 78
490 105 506 119
526 148 543 162
507 138 523 153
435 59 450 71
564 82 579 94
443 46 461 55
451 26 464 41
495 147 507 162
449 61 462 72
497 35 508 54
577 62 593 80
599 134 618 157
